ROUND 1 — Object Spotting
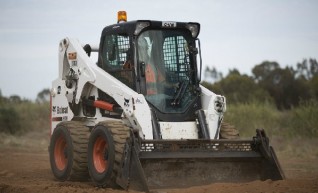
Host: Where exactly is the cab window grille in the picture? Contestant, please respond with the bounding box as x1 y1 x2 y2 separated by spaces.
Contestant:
163 36 190 83
104 35 130 68
101 34 135 89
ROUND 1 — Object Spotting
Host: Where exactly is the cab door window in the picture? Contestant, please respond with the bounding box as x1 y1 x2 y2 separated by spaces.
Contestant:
100 34 135 89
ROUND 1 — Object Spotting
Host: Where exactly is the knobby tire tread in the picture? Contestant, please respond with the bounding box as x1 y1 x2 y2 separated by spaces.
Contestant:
96 121 130 188
58 121 90 181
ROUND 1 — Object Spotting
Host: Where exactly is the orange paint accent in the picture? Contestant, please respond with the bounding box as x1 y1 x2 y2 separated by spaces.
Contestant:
93 100 114 111
93 136 108 173
54 134 67 171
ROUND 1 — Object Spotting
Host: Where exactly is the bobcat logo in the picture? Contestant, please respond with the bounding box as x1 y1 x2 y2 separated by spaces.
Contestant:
124 98 130 107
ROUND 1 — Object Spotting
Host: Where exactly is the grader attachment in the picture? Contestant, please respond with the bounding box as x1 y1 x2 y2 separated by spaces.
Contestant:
116 129 285 192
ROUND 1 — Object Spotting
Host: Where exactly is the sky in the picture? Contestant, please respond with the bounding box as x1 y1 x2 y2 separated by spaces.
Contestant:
0 0 317 99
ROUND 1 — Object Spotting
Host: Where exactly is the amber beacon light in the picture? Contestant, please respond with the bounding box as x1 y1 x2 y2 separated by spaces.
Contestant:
117 11 127 23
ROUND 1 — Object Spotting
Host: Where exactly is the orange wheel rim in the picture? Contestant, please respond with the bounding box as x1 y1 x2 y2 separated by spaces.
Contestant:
93 136 108 173
54 134 67 170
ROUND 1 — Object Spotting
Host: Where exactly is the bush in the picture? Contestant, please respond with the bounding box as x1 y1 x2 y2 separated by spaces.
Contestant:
0 107 21 134
287 100 318 137
14 102 50 132
224 102 281 137
0 100 49 135
224 101 318 138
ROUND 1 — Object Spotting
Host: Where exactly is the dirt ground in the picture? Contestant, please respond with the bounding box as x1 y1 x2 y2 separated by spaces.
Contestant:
0 130 318 193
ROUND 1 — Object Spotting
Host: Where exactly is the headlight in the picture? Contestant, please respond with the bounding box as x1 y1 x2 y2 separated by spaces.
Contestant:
214 96 226 113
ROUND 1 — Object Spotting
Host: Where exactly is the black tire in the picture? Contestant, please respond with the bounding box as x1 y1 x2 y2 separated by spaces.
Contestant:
220 122 240 139
49 121 90 181
88 121 130 187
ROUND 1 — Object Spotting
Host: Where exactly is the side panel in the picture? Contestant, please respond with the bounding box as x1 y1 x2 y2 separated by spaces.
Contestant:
200 85 226 139
51 38 154 139
50 79 74 134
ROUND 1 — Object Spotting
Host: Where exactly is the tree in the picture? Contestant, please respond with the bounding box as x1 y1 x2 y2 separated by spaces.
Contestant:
0 89 3 105
310 75 318 99
9 95 22 103
203 69 272 104
0 89 9 105
295 58 318 80
204 59 317 109
309 58 318 77
252 61 311 109
252 61 279 82
36 88 50 103
204 66 223 83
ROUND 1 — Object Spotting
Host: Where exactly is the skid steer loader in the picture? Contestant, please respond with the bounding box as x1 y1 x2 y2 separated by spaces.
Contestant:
49 11 284 191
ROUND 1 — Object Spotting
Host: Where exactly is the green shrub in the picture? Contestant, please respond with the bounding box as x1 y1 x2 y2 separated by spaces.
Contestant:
224 102 281 137
0 107 21 134
14 102 50 132
224 100 318 138
0 101 49 135
287 100 318 137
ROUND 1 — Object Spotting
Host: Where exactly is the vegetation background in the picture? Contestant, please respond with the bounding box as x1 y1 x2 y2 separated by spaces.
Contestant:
0 58 317 157
203 58 318 138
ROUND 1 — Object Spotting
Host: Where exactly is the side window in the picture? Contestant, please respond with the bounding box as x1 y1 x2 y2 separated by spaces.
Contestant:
101 34 135 89
163 36 190 82
103 34 130 70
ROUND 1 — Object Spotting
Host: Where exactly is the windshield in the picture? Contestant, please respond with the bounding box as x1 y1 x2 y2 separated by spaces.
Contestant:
137 29 197 114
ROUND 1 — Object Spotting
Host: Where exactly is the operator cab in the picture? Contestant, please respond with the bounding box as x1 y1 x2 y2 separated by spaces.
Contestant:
97 13 202 121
